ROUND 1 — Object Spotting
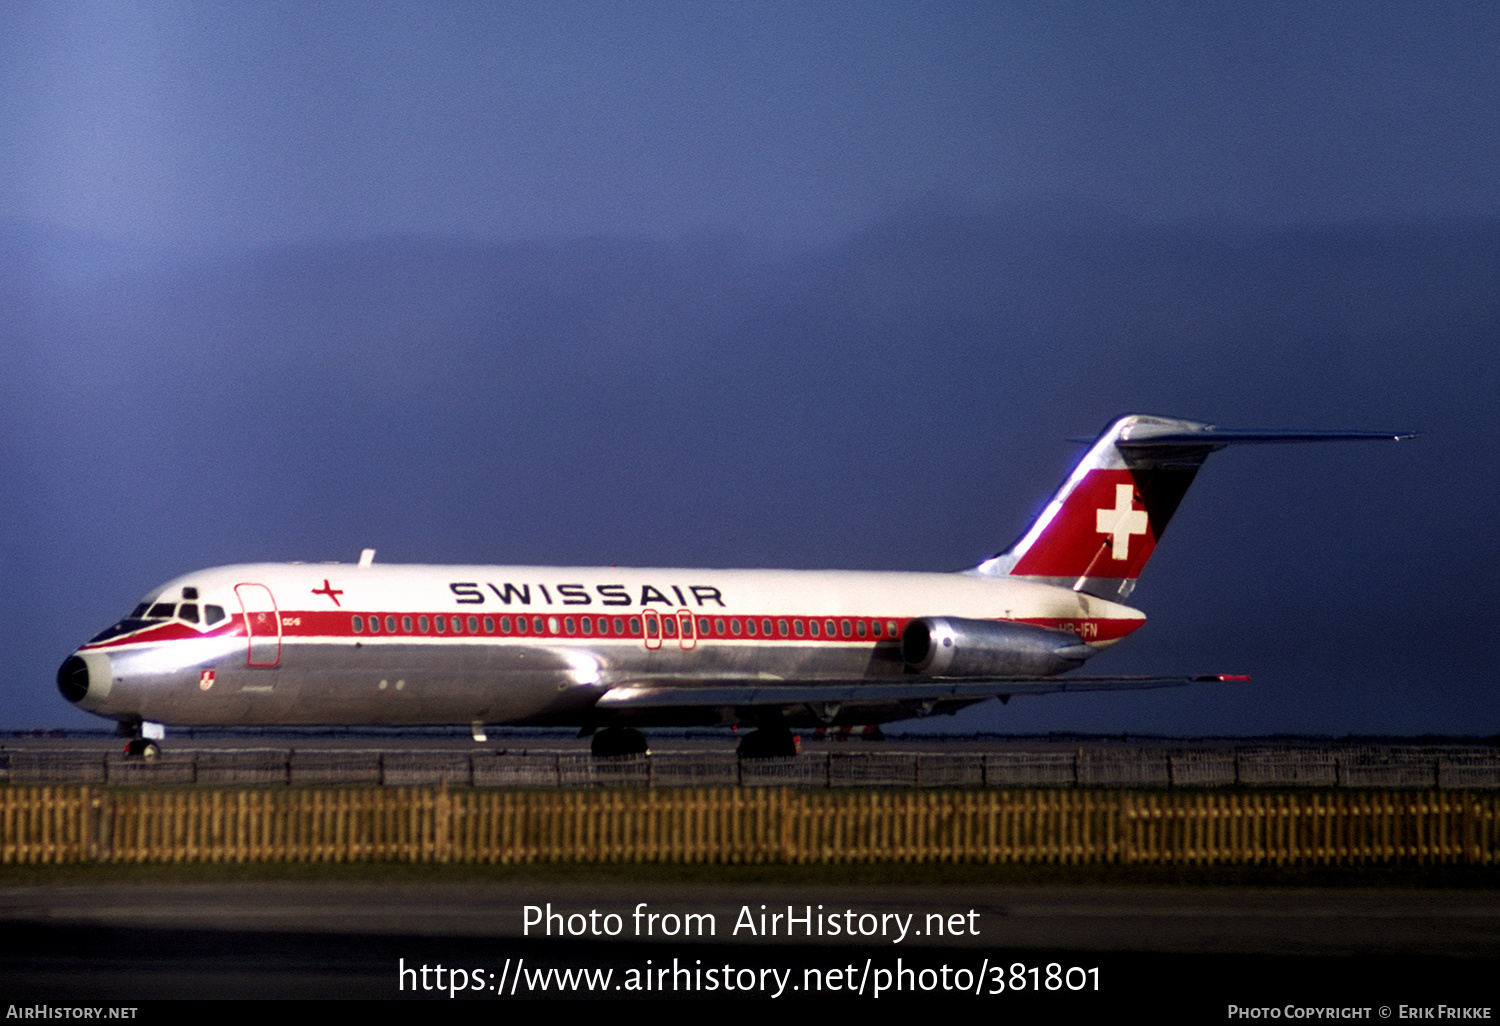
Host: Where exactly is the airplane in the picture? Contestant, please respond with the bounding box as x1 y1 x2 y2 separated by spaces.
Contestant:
57 414 1413 759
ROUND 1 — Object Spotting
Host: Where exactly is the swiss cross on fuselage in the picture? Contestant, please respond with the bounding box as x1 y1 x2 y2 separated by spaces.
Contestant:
312 579 344 606
1096 483 1149 560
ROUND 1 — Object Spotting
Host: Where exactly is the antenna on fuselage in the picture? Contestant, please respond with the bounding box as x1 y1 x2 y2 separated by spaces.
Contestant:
358 548 376 567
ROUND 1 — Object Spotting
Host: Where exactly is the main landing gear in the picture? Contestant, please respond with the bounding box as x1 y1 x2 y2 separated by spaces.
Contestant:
736 727 800 759
589 727 649 757
583 725 801 759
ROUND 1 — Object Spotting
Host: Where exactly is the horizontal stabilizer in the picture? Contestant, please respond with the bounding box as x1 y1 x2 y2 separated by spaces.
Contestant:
982 415 1417 601
1076 428 1417 447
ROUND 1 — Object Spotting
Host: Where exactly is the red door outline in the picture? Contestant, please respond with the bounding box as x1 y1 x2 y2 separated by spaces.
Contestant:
235 583 282 668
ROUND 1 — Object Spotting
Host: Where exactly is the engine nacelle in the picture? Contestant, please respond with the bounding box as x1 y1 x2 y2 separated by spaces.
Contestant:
900 617 1095 677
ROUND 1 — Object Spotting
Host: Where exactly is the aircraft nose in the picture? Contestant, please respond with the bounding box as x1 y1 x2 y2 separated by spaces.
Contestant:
56 650 116 715
58 654 91 704
58 650 115 709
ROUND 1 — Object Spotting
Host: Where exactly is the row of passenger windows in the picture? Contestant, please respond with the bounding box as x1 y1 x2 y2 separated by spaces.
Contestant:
353 613 642 636
349 613 903 639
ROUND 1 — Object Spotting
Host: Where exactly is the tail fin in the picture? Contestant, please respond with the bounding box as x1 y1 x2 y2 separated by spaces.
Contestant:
975 414 1413 601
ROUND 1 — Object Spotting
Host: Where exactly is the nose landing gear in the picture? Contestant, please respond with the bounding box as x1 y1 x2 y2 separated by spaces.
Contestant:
118 720 165 761
124 738 161 761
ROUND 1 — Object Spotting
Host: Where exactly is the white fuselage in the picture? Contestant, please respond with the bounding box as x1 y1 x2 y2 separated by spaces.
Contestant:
65 562 1145 729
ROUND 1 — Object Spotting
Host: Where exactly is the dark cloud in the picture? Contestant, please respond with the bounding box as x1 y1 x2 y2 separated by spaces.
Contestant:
5 206 1496 734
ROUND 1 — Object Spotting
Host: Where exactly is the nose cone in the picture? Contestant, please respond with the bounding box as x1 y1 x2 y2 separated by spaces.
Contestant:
57 651 112 707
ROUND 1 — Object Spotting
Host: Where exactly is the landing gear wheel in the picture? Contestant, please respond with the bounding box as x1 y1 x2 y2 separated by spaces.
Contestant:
737 728 799 759
125 738 161 761
590 727 648 758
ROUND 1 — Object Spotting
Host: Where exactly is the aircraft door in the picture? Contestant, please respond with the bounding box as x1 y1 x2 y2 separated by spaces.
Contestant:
677 609 696 650
642 609 662 650
235 583 282 668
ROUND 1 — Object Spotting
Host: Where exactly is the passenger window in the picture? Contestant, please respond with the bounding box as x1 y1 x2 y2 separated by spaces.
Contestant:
809 620 820 637
871 620 882 637
597 618 609 636
352 616 364 633
483 617 494 633
663 617 678 637
178 604 199 624
887 621 898 636
418 616 430 632
385 616 397 632
581 617 593 635
564 617 576 635
777 619 788 637
500 616 511 633
841 619 851 637
369 617 380 634
856 620 866 637
468 616 479 633
435 617 445 633
826 619 837 637
402 616 413 632
452 616 464 633
763 619 774 636
793 620 804 637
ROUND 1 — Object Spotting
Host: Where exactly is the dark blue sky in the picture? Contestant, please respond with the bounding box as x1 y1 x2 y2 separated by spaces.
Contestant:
6 3 1499 247
2 4 1497 734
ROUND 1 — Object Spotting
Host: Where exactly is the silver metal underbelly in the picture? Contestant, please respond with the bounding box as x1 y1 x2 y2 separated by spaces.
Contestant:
102 638 906 728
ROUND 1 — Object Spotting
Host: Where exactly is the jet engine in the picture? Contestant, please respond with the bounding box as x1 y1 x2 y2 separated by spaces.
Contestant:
899 617 1095 677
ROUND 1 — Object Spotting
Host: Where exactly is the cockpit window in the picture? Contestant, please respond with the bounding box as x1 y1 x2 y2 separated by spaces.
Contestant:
87 619 151 644
87 594 193 644
204 605 225 625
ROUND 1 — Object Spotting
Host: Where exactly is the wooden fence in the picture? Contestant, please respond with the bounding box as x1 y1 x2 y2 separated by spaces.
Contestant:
2 786 1496 866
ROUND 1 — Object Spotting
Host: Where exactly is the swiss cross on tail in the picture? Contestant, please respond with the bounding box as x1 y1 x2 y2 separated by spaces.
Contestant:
1097 483 1149 560
1006 468 1165 584
975 414 1416 602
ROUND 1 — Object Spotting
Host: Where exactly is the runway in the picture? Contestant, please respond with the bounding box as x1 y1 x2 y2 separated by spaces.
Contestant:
3 881 1498 1004
6 733 1498 1005
5 881 1500 954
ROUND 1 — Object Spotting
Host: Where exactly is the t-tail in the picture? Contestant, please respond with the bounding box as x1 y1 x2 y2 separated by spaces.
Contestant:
974 414 1415 602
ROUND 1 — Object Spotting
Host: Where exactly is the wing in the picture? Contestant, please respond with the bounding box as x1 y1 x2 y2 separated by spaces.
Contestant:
591 674 1248 728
